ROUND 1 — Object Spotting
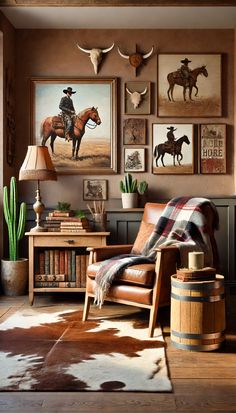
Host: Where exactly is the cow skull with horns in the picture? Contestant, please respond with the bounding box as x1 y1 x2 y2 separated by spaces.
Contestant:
126 87 148 109
76 43 114 74
118 46 154 69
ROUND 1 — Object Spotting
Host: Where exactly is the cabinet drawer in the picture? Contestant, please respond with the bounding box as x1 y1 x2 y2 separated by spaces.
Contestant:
33 235 106 247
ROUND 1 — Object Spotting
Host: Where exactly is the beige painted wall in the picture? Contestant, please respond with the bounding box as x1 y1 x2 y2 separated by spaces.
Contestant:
0 12 15 259
15 29 234 210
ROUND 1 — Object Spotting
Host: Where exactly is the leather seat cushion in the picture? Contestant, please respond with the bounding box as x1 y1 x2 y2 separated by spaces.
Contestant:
86 277 153 305
87 261 155 287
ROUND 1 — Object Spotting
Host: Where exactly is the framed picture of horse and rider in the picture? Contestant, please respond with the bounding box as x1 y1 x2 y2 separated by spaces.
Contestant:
152 124 194 174
158 54 222 117
30 78 117 174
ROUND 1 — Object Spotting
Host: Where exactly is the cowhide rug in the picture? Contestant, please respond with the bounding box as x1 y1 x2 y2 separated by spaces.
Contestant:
0 306 172 392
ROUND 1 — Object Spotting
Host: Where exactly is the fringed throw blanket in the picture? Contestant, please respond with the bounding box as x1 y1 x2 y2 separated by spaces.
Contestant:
94 196 219 307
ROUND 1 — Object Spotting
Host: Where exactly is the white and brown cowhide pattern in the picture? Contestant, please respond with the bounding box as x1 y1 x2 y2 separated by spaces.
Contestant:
0 307 172 392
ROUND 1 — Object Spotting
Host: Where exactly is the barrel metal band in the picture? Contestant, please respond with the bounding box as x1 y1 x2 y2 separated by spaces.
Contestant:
171 329 225 340
171 278 223 291
171 340 223 352
171 292 224 302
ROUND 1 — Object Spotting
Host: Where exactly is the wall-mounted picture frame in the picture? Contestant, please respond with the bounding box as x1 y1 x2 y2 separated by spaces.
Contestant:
158 54 222 117
199 124 226 174
30 77 117 175
124 148 145 172
152 123 194 174
123 118 146 145
124 81 151 115
83 179 108 201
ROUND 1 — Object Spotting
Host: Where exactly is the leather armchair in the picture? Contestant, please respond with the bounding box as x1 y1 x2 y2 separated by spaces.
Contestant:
83 202 219 337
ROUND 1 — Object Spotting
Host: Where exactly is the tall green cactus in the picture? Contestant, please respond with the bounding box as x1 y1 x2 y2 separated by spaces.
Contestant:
3 177 27 261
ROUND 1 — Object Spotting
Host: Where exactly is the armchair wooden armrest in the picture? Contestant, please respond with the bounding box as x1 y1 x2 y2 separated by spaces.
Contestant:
87 244 133 264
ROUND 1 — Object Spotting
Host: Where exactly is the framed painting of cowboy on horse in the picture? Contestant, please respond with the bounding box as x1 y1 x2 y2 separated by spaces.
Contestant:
30 77 117 175
158 54 222 117
152 123 194 174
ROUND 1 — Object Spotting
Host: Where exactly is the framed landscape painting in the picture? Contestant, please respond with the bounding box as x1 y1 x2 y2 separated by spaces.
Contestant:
199 124 226 174
158 54 222 117
30 78 117 175
152 123 194 174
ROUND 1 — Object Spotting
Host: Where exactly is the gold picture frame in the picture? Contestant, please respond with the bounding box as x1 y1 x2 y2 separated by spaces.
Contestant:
30 77 117 175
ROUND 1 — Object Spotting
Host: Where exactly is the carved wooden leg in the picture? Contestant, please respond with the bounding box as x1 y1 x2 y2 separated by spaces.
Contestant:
148 304 159 338
82 293 92 321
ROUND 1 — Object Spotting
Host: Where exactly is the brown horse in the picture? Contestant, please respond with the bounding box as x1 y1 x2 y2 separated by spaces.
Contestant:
167 66 208 102
153 135 190 167
41 107 101 160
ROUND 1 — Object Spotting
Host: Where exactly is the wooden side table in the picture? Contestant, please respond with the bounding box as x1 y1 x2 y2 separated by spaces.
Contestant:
171 274 225 351
26 231 109 305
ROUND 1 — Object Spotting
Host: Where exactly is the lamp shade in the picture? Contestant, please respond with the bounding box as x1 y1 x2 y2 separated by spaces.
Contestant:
19 146 57 181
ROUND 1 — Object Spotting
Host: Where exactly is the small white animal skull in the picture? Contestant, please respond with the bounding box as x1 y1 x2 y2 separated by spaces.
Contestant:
126 87 148 109
76 43 114 74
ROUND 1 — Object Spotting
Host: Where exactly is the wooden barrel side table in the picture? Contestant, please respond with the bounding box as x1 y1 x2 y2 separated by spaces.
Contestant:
171 274 225 351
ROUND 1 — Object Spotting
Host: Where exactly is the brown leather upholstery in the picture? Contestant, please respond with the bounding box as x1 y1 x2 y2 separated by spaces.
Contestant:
83 201 219 337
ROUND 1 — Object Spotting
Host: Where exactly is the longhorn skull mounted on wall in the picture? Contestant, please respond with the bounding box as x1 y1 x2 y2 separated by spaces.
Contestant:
126 86 148 109
76 43 115 74
118 45 154 75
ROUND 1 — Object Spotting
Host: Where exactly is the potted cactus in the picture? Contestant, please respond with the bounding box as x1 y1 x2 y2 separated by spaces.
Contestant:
137 180 148 208
120 173 148 208
1 177 28 296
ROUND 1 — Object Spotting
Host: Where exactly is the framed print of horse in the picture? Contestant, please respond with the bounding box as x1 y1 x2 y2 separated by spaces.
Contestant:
158 54 222 117
199 124 226 174
83 179 108 201
30 78 117 175
152 124 194 174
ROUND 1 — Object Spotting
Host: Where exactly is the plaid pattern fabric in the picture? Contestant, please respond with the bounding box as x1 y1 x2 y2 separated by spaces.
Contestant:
94 197 218 307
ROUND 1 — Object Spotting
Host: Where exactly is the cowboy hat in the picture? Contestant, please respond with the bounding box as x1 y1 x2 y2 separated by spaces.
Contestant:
167 126 177 131
63 87 76 94
180 58 192 65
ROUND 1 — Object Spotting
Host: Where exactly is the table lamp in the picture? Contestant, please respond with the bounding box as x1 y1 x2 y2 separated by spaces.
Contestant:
19 145 57 232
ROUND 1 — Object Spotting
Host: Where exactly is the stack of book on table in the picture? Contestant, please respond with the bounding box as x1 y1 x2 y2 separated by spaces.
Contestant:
43 210 90 232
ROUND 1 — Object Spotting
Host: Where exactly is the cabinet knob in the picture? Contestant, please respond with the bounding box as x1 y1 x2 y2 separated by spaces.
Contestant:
65 239 75 245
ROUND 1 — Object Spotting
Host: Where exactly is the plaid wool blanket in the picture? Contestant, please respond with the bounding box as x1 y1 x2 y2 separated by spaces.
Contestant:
94 196 219 307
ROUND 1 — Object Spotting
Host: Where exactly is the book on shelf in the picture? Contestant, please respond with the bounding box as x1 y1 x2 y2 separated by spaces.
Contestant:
49 250 54 275
39 252 45 275
80 254 87 287
35 274 66 282
54 250 60 275
46 216 87 222
75 254 81 287
49 210 74 217
59 250 65 274
35 281 76 288
44 250 50 275
60 229 89 233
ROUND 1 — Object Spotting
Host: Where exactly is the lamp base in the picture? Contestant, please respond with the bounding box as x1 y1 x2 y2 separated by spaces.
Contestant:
30 225 46 232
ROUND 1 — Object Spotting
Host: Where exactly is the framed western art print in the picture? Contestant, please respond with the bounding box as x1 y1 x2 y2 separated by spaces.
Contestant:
158 54 222 117
124 148 145 172
30 77 117 175
123 118 146 145
83 179 108 201
199 124 226 174
152 123 194 174
124 81 151 115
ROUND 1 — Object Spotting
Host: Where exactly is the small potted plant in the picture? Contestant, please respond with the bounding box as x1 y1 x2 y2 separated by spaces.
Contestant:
119 173 138 208
1 177 28 296
138 180 149 208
